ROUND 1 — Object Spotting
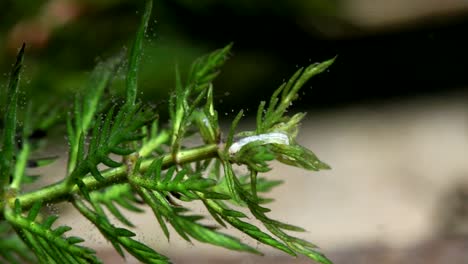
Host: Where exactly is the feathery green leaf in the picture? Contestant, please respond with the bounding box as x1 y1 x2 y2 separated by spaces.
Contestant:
5 201 101 264
73 199 169 264
0 44 25 195
126 0 152 107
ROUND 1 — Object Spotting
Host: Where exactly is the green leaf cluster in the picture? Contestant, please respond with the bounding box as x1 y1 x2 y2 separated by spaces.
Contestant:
0 1 336 263
5 200 100 264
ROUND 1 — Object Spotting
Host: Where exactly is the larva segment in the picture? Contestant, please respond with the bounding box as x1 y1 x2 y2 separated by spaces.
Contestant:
228 132 290 155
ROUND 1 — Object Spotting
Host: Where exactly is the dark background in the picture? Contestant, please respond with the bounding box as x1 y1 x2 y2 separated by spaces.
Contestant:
167 6 468 110
1 0 467 113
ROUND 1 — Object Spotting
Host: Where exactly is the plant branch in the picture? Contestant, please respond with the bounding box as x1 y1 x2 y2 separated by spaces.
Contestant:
9 144 219 212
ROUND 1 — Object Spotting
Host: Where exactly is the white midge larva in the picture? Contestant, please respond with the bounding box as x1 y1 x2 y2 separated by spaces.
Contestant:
228 132 290 155
202 117 210 127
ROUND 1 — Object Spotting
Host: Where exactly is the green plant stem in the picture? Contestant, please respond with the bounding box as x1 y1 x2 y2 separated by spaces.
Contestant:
8 144 220 212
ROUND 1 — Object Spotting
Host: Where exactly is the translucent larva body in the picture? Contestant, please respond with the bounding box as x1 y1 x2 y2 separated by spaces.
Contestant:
228 132 290 155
